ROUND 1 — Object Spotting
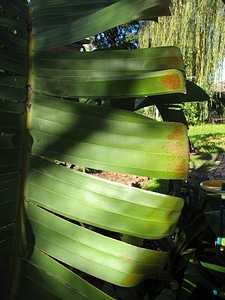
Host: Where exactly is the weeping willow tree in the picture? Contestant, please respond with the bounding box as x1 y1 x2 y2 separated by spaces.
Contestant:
138 0 225 122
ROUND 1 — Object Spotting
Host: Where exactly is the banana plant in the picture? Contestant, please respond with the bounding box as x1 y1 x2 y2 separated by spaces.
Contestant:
0 0 189 299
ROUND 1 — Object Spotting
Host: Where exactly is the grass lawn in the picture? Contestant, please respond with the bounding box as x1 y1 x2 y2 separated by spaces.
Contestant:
142 123 225 193
188 123 225 169
189 123 225 154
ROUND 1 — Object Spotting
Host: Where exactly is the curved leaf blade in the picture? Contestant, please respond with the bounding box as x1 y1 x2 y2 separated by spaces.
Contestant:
26 156 184 239
33 46 185 75
26 203 170 287
32 47 186 98
30 95 189 179
19 249 115 300
33 69 186 98
32 0 171 50
135 80 210 110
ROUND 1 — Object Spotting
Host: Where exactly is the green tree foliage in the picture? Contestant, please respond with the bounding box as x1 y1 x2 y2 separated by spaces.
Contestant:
139 0 225 95
93 22 139 49
138 0 225 123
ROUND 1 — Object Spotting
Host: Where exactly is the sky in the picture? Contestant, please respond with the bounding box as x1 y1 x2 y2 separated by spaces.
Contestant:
223 61 225 81
214 59 225 83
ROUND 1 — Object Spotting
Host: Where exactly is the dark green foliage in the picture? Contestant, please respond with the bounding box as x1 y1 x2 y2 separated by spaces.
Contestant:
93 21 139 49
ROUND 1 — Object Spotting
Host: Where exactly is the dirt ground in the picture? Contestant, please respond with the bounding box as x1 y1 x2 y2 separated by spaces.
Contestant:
90 170 149 187
90 168 208 189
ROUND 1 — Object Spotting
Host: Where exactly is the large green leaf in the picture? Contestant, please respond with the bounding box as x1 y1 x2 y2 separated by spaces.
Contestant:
0 48 27 74
25 203 170 287
31 0 171 50
33 46 185 74
32 46 186 98
18 249 115 300
0 0 190 299
134 80 210 110
107 80 209 123
29 94 189 179
26 156 184 239
0 76 26 100
0 79 25 297
33 69 186 98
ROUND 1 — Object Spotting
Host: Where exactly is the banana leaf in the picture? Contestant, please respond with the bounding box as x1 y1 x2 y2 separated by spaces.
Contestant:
0 0 189 299
31 0 171 50
25 202 170 287
134 80 210 110
32 47 186 98
30 94 189 179
18 249 115 300
26 156 184 239
108 80 209 126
